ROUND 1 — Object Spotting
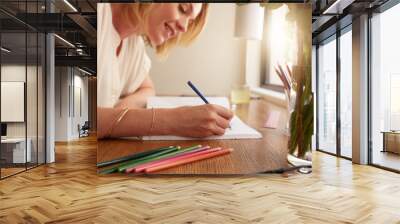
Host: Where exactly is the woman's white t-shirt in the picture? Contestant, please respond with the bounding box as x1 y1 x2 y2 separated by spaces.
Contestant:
97 3 151 108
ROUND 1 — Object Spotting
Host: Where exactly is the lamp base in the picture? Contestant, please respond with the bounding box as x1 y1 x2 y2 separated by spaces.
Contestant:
230 84 250 105
287 154 312 174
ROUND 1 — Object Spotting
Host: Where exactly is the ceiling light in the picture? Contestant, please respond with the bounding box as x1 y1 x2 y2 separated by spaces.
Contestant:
54 34 75 48
1 47 11 53
76 48 86 56
77 67 93 76
63 0 78 12
323 0 355 15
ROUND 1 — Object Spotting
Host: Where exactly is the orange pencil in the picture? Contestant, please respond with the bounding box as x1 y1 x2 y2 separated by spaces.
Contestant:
144 148 234 173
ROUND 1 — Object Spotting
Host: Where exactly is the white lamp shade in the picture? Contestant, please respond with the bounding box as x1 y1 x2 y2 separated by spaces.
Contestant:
234 4 265 40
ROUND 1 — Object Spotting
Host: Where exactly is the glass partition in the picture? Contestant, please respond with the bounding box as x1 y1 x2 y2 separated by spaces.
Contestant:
38 32 45 165
27 30 38 169
317 35 337 155
1 31 28 177
0 1 46 179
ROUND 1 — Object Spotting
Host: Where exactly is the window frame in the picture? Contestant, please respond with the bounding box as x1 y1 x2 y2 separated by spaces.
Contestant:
315 24 353 161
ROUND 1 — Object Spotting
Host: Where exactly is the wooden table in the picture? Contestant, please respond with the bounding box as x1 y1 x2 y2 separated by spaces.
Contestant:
97 99 290 175
381 131 400 154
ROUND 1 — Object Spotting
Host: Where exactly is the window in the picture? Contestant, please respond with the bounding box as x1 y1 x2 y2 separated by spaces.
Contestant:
370 2 400 171
315 24 353 159
390 75 400 130
317 36 337 155
262 4 310 91
339 28 352 158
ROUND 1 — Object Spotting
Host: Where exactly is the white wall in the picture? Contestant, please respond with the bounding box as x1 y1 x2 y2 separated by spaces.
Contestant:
55 67 69 141
54 67 89 141
72 74 89 138
147 3 245 97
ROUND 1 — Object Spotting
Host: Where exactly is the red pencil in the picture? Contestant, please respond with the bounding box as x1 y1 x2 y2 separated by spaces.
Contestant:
132 147 221 173
144 148 234 173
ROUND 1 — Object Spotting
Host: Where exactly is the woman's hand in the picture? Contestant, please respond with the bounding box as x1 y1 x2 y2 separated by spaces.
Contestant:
156 104 234 138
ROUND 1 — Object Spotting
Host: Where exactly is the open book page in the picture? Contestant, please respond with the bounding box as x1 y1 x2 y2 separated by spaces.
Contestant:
147 96 230 109
141 96 262 141
142 116 261 140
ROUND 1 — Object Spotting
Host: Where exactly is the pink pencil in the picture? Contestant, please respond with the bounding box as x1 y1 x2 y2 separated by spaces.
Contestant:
131 147 221 173
126 146 217 173
144 148 234 173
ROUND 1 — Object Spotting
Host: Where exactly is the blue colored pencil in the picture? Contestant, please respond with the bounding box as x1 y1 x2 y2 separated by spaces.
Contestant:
187 81 209 104
187 81 231 129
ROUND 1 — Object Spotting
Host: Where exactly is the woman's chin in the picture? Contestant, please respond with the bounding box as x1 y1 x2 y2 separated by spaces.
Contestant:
150 37 166 48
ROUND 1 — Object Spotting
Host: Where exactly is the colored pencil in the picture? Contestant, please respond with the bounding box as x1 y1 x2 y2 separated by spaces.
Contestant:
97 146 176 168
187 80 231 129
129 146 219 173
144 148 234 173
99 146 181 174
117 145 202 172
98 166 119 175
187 81 209 104
126 145 211 173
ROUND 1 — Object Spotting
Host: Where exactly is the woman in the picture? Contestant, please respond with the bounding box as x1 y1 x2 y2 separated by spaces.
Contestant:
97 3 233 139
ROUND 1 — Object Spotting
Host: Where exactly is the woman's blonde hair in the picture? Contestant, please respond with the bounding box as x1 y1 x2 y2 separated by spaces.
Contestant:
123 3 209 56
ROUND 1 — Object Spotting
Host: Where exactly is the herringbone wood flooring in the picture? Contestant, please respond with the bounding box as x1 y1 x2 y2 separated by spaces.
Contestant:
1 136 400 224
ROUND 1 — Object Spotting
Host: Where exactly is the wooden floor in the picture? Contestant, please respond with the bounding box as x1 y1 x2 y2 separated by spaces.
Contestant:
1 136 400 223
1 167 26 178
373 150 400 171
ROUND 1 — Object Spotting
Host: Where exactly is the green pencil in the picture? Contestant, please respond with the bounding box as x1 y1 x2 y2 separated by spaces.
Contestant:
98 146 180 174
97 146 176 168
98 166 119 175
117 145 202 172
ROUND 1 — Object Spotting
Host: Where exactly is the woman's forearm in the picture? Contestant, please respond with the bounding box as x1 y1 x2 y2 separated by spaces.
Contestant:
97 107 171 139
97 104 234 139
115 87 155 109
